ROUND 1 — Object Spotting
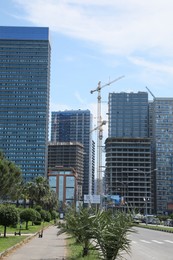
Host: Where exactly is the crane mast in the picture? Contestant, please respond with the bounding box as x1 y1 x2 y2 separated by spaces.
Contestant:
91 75 124 196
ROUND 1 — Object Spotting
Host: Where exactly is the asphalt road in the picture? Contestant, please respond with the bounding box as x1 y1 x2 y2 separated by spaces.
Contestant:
121 227 173 260
2 225 173 260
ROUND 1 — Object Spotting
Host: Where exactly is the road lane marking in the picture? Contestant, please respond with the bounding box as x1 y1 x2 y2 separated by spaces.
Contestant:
140 240 151 243
164 240 173 244
152 240 164 244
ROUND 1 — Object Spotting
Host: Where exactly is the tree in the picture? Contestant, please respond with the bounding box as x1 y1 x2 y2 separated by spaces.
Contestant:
23 176 58 210
20 208 38 229
58 207 94 257
58 207 135 259
0 151 22 200
0 204 19 237
91 210 135 260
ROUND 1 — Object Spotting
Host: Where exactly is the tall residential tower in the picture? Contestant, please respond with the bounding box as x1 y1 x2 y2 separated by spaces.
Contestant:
0 26 50 182
105 92 152 213
153 98 173 214
51 110 94 196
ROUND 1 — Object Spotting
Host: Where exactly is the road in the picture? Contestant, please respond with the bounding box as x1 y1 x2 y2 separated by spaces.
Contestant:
120 227 173 260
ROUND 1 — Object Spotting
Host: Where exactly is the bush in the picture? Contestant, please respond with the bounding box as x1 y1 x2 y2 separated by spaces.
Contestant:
51 210 58 220
20 208 38 229
34 205 42 213
40 209 51 222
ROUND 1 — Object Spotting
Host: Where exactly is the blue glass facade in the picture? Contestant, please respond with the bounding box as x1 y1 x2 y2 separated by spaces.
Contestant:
0 26 50 182
51 110 94 196
108 92 149 138
153 98 173 214
105 92 152 213
0 26 49 40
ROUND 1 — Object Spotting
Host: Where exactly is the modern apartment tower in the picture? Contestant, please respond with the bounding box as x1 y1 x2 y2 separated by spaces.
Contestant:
0 26 50 182
108 92 149 138
105 92 152 213
51 110 94 196
153 98 173 214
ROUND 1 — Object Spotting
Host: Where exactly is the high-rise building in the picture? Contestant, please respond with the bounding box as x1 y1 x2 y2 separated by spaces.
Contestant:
108 92 149 138
48 141 84 201
105 91 152 213
153 98 173 214
0 26 50 182
51 110 94 196
105 137 152 214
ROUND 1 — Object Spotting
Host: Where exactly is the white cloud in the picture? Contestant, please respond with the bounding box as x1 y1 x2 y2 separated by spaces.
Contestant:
12 0 173 57
129 56 173 75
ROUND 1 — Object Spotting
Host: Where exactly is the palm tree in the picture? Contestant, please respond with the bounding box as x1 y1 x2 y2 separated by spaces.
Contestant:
58 207 94 256
58 207 135 259
91 210 135 260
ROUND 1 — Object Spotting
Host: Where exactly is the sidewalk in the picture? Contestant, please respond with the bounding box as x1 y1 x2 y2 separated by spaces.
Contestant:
1 225 67 260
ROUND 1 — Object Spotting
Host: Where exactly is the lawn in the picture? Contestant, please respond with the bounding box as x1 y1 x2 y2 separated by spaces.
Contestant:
66 237 99 260
0 236 27 253
0 221 52 253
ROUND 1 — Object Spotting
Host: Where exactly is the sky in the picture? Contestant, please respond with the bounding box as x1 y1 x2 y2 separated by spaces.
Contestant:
1 0 173 139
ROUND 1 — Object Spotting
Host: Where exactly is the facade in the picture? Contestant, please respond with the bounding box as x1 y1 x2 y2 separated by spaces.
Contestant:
105 138 152 214
48 141 84 201
51 110 94 196
105 91 153 213
92 140 96 194
153 98 173 214
0 26 50 182
48 166 78 209
108 92 149 138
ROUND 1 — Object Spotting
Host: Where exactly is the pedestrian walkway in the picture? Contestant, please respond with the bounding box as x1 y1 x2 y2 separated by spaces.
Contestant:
1 225 67 260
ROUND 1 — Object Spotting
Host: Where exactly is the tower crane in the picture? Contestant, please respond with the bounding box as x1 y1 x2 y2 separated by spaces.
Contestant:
90 75 125 196
146 86 155 99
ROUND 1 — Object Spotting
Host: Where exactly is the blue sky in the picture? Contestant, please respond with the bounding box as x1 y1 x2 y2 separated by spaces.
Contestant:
1 0 173 133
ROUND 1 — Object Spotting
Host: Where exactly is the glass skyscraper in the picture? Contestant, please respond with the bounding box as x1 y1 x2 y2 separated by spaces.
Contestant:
51 110 94 196
108 92 149 138
0 26 50 182
153 98 173 214
105 91 152 213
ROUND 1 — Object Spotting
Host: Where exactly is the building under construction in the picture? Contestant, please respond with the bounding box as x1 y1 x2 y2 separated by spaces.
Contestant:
48 141 84 202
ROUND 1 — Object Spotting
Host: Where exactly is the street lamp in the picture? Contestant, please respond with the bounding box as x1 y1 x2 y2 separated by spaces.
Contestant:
134 168 157 224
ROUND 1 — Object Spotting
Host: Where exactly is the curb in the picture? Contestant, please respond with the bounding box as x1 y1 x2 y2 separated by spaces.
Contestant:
0 224 52 259
0 232 39 259
137 224 173 233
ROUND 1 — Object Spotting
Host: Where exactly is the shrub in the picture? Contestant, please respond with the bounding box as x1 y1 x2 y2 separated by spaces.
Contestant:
20 208 38 229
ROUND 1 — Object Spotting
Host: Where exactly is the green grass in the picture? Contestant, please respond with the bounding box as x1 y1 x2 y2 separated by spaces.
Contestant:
0 221 51 235
66 237 99 260
0 236 27 253
138 223 173 233
0 221 52 254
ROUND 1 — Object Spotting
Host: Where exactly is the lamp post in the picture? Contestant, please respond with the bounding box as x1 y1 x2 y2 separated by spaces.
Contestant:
134 168 157 224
